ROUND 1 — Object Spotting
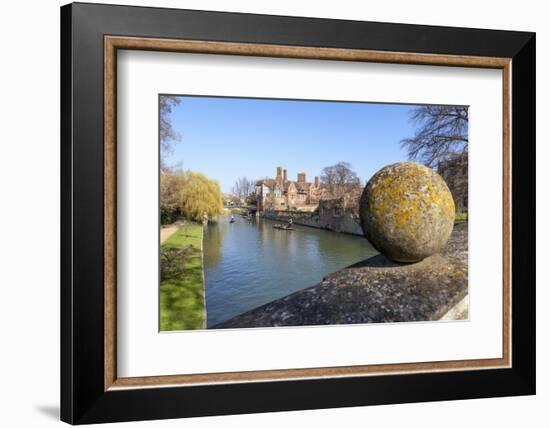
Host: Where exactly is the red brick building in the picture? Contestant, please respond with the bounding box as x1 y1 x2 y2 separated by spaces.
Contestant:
256 166 328 213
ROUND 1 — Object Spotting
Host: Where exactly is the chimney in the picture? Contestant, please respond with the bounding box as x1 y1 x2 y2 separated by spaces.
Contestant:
283 169 288 182
276 166 282 183
314 176 319 187
297 172 306 183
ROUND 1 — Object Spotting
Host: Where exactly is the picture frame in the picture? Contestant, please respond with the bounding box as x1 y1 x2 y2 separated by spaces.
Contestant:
60 2 535 424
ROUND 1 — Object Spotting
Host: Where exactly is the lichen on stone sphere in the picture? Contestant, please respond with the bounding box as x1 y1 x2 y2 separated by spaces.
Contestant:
359 162 455 263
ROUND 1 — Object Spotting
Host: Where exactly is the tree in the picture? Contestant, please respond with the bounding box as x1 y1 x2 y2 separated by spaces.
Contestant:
401 105 469 213
160 169 186 224
179 172 224 222
160 170 224 223
160 95 182 170
231 177 255 202
245 193 257 206
400 105 468 168
320 162 360 198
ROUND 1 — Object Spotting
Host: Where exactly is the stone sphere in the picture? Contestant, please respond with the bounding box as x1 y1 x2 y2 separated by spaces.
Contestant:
359 162 455 263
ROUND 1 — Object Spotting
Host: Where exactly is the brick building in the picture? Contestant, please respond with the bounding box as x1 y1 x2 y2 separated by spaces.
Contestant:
256 166 329 213
256 166 363 215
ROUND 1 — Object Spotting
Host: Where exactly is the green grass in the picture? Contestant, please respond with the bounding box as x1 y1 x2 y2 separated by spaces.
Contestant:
160 223 205 331
455 211 468 222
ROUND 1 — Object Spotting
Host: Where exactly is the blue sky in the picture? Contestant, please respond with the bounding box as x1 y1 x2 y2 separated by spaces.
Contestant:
163 95 421 193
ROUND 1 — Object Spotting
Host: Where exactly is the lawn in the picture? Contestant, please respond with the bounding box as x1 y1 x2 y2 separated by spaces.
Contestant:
455 211 468 222
160 223 205 331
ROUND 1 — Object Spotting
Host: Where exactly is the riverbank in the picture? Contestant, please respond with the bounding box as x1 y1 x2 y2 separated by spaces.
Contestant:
160 223 206 331
160 220 185 244
261 210 468 237
261 210 363 236
214 221 468 328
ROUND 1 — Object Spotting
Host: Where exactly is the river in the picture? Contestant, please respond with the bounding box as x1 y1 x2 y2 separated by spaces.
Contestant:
203 215 378 327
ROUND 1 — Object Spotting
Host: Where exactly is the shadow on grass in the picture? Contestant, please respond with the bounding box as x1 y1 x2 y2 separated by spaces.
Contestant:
160 232 205 331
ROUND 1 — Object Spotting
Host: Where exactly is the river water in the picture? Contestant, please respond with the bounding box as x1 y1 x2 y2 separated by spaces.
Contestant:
203 215 378 327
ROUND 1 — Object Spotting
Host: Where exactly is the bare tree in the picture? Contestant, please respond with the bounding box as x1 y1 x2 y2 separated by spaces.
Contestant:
320 162 360 198
160 95 182 170
400 105 468 168
401 105 469 212
231 177 255 201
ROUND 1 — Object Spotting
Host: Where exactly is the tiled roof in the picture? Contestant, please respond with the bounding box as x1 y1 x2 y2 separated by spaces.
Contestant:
257 178 276 189
258 177 314 193
296 182 310 192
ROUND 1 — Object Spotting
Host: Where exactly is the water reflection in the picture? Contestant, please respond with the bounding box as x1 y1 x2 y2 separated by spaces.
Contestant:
203 216 378 327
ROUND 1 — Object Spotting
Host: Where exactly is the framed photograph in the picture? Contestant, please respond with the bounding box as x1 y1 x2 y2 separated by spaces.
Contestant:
60 2 535 424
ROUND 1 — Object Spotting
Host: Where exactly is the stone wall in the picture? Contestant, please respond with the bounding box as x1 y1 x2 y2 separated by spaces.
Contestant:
316 198 363 235
261 209 364 236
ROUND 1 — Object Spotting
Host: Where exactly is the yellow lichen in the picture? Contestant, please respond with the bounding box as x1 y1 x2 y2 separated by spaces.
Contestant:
361 162 456 262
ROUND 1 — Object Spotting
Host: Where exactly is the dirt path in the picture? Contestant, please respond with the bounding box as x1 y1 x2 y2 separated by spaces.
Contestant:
160 225 179 244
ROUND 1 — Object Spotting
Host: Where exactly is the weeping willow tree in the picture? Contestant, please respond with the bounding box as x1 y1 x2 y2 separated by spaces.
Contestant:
160 170 224 224
179 172 224 222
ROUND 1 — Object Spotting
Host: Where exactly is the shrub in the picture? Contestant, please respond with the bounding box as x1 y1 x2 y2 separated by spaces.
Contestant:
160 246 191 281
455 211 468 222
